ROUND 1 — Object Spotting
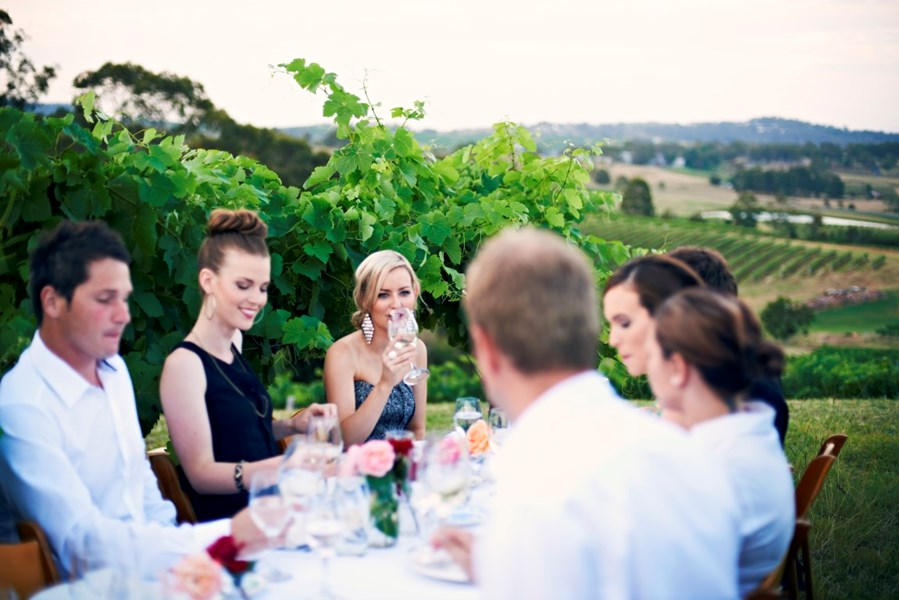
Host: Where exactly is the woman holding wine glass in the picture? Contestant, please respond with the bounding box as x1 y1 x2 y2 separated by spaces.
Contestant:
324 250 427 445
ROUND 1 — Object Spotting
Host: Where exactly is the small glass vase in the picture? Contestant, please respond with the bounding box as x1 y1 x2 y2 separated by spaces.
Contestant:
366 474 399 548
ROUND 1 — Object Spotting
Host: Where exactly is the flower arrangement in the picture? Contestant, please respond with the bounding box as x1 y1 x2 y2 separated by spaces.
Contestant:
341 436 414 545
169 535 256 600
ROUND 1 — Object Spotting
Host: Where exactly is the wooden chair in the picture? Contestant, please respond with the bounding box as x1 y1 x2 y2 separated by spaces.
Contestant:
816 433 847 459
0 522 60 599
147 448 197 525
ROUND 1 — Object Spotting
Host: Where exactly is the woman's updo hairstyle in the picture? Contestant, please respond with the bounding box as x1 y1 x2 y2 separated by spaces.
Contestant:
603 254 704 315
654 288 784 402
197 208 269 274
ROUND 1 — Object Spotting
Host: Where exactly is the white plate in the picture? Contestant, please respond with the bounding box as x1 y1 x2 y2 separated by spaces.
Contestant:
407 546 470 584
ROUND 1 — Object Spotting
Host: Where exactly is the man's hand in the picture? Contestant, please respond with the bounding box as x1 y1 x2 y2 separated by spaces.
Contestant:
431 527 475 581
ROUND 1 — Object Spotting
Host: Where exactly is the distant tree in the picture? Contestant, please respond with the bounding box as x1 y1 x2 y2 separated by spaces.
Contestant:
72 62 328 187
761 297 815 341
593 168 610 185
730 191 760 227
658 180 666 191
0 10 56 109
621 177 654 216
73 62 214 132
709 174 722 186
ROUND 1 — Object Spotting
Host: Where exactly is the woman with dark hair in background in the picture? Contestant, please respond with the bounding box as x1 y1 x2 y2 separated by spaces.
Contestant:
646 288 794 596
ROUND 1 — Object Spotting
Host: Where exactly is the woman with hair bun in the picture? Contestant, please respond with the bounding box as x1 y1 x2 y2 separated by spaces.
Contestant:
323 250 427 445
160 208 335 522
646 288 794 597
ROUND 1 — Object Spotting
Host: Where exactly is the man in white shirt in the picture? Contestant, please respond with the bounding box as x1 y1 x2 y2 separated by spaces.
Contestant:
0 220 263 579
433 228 742 599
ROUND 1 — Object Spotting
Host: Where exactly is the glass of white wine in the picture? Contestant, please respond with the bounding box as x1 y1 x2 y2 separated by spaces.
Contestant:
387 308 430 385
306 414 344 470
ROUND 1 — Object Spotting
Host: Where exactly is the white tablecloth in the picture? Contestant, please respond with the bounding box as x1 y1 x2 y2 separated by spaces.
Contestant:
33 534 478 600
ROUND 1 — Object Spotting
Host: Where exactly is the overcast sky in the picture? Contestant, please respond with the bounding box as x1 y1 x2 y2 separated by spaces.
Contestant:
9 0 899 132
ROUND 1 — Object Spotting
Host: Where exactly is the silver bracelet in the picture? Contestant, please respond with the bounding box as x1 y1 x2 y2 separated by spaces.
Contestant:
234 461 247 493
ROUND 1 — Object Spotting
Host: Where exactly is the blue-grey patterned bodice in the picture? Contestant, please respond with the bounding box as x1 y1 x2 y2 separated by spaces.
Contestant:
353 380 415 441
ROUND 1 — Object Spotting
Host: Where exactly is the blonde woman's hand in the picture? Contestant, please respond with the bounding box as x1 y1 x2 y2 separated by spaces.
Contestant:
381 339 417 388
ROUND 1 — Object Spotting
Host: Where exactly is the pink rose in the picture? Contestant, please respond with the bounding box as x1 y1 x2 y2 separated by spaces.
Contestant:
438 435 463 465
356 440 396 477
170 552 223 600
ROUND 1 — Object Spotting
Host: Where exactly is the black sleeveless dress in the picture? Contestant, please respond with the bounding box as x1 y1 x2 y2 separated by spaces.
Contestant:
174 341 280 522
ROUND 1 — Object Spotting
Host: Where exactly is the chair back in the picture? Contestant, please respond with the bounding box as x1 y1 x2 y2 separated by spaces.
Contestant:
817 433 847 459
795 453 836 519
0 522 60 599
147 448 197 524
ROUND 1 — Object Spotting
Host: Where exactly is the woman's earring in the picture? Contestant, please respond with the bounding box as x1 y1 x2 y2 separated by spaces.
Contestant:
362 313 374 345
253 306 266 327
204 295 217 320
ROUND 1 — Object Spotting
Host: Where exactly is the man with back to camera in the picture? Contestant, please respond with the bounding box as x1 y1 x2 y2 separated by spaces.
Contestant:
0 219 264 579
433 227 742 599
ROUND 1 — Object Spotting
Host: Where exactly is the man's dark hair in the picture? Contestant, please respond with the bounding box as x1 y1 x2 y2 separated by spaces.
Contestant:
667 246 738 296
29 221 131 325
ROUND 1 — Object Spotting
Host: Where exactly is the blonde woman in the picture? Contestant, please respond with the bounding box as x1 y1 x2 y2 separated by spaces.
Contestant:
324 251 427 445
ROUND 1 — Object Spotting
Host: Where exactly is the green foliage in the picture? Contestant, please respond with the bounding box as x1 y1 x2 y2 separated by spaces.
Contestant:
761 296 815 340
426 360 484 403
730 191 760 227
0 10 56 110
783 347 899 398
1 58 629 435
876 323 899 338
620 177 654 216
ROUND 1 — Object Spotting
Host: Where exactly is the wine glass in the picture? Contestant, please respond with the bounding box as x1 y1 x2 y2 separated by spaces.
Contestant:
305 494 347 600
488 406 509 446
387 308 430 385
333 476 370 557
248 468 292 582
453 397 483 433
306 414 344 471
420 434 470 526
279 439 325 548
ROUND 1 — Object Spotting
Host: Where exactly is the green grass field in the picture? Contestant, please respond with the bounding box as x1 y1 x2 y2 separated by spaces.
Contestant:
810 290 899 333
147 399 899 599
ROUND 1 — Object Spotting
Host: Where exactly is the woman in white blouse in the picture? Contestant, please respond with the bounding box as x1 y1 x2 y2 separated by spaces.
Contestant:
645 288 795 597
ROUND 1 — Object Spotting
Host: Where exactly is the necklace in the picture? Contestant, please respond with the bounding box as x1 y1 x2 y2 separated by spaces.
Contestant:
189 329 269 419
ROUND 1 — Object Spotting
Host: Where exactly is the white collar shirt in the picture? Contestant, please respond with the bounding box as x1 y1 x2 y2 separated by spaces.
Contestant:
476 371 741 600
690 402 795 596
0 332 229 579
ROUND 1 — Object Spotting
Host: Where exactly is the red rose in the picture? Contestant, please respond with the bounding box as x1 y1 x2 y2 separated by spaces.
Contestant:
388 437 414 457
206 535 253 575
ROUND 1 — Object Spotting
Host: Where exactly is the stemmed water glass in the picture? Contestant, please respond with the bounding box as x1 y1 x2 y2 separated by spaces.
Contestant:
279 439 325 548
453 397 483 433
248 468 292 582
305 494 347 600
387 308 429 385
421 435 470 526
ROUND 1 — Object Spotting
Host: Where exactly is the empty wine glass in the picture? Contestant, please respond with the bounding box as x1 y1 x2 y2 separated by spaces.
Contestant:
420 434 469 526
453 397 483 433
387 308 429 385
305 494 347 600
248 468 292 582
488 406 509 446
334 476 370 557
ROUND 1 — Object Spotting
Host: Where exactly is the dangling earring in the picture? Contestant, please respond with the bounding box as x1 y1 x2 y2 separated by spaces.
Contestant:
361 313 374 345
204 295 217 320
253 306 266 327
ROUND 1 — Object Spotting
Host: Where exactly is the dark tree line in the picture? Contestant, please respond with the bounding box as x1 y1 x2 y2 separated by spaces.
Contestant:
731 166 845 199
